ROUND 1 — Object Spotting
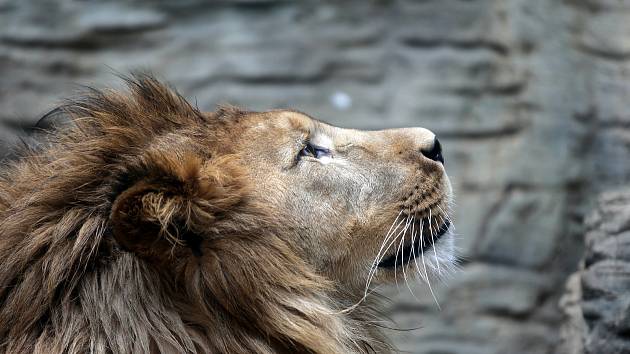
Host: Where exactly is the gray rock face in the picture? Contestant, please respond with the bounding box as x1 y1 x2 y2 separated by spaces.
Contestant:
581 191 630 354
559 190 630 354
1 0 630 353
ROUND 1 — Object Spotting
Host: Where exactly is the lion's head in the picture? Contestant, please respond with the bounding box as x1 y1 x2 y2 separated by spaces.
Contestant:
0 75 454 354
215 106 455 287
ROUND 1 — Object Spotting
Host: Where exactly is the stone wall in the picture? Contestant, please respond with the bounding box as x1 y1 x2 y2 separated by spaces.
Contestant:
1 1 630 353
559 190 630 354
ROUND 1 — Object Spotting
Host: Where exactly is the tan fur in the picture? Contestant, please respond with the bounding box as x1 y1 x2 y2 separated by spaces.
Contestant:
0 75 453 353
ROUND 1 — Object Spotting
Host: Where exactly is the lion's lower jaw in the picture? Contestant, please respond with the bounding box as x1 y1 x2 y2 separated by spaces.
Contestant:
371 231 458 287
409 231 458 284
420 231 458 277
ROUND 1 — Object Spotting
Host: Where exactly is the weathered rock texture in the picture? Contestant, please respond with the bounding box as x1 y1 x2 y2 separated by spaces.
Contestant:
560 190 630 354
581 191 630 354
1 0 629 353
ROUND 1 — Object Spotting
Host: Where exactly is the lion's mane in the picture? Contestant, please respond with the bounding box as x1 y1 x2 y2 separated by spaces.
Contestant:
0 76 388 354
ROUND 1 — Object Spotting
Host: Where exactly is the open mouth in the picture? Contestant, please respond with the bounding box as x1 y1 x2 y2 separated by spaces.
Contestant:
377 219 450 269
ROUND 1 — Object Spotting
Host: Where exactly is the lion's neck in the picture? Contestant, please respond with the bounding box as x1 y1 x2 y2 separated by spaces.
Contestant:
3 251 389 354
94 255 390 354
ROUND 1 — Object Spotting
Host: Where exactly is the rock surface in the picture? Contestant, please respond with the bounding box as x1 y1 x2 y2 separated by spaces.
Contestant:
1 0 630 353
559 190 630 354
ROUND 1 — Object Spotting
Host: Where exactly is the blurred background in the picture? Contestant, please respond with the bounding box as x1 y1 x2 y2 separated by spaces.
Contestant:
1 1 630 353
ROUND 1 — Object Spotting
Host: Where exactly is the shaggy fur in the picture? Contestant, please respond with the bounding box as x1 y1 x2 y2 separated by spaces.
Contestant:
0 76 392 354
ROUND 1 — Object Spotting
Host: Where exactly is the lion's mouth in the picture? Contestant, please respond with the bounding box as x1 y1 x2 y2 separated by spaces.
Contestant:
377 219 450 269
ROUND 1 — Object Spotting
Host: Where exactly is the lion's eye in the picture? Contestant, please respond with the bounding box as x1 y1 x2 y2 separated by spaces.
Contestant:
299 143 331 159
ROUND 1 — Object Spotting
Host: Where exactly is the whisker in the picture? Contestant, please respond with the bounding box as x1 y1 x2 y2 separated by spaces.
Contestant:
355 197 454 316
437 204 456 234
374 212 405 259
404 215 420 300
400 216 415 294
394 216 412 289
369 215 405 273
436 204 452 228
375 218 411 270
364 212 405 297
428 209 441 275
420 218 441 310
364 213 410 300
340 208 416 315
410 217 428 283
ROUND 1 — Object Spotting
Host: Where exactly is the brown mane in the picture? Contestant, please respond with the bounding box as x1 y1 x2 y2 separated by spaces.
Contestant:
0 75 389 353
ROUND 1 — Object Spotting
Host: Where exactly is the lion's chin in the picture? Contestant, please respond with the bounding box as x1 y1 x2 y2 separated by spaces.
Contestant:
377 220 451 269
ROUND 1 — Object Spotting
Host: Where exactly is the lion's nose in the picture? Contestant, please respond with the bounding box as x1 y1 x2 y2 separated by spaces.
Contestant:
420 137 444 164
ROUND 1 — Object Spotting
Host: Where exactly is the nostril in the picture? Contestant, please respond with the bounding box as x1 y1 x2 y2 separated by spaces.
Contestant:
421 138 444 164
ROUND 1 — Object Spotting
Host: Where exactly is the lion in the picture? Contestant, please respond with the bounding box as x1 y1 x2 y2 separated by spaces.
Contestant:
0 75 455 354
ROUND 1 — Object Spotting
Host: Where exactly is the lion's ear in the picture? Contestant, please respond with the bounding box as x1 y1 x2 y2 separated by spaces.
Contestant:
110 151 246 262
